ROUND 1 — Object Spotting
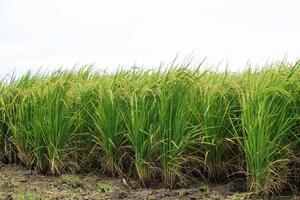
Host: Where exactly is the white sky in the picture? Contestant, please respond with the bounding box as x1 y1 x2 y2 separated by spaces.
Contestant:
0 0 299 77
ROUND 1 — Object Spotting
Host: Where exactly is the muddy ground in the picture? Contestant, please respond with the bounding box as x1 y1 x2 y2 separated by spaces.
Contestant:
0 164 297 200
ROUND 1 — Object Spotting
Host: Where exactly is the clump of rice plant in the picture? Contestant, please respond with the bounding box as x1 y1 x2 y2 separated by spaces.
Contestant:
124 71 160 187
81 76 127 176
234 65 297 193
157 69 201 187
0 84 19 163
189 71 238 181
36 81 78 175
7 77 78 175
0 83 6 162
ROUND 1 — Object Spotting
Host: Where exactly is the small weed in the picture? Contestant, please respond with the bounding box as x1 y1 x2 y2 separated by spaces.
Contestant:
230 193 247 200
199 184 210 194
0 178 14 189
16 190 42 200
145 196 155 200
59 174 86 189
96 182 111 193
178 191 184 197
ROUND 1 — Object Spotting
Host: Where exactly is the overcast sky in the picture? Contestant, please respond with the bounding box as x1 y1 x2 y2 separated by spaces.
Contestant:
0 0 299 77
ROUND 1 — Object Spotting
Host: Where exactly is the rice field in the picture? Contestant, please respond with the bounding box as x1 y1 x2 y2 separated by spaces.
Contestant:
0 60 300 197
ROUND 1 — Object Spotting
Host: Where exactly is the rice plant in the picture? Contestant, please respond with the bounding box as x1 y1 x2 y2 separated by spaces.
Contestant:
0 83 6 162
124 71 160 187
81 76 127 176
233 65 297 193
189 72 238 181
157 69 200 187
0 84 18 163
7 78 78 175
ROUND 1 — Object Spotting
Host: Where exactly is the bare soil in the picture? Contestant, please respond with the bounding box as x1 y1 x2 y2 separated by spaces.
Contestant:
0 164 295 200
